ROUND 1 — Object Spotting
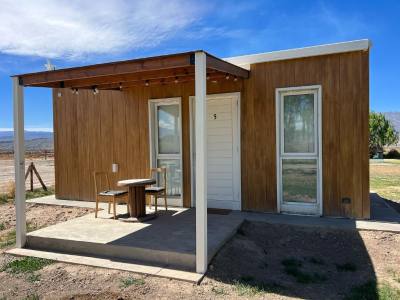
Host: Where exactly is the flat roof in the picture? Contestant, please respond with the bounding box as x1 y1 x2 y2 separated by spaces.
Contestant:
224 39 371 70
14 51 249 90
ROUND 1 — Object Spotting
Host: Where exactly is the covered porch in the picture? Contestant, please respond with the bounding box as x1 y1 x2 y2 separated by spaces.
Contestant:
12 51 249 274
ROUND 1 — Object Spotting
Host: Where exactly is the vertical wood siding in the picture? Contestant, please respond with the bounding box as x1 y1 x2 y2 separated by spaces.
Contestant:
53 50 369 218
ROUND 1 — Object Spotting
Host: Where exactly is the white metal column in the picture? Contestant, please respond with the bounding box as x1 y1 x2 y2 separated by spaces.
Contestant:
195 51 207 274
13 77 26 248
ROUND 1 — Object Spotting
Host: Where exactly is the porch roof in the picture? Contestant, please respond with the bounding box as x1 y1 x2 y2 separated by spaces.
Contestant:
13 51 249 91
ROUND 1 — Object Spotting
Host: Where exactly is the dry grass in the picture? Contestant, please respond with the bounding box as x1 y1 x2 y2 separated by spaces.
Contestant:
370 159 400 202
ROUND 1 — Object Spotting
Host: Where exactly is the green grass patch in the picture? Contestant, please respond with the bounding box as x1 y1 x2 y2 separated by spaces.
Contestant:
0 223 38 249
336 262 357 272
1 257 53 274
26 273 41 283
370 160 400 202
281 258 327 284
26 187 55 200
234 278 282 296
387 269 400 283
0 193 8 204
120 277 145 288
0 187 55 205
0 223 5 231
345 281 400 300
211 286 226 295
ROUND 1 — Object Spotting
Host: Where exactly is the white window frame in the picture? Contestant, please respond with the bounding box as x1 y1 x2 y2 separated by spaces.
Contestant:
275 85 323 216
189 92 241 210
148 97 183 206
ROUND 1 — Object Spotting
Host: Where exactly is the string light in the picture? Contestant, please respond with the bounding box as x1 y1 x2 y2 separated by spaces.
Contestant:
93 87 99 95
174 77 179 84
234 76 238 82
57 91 62 98
119 83 123 90
145 80 150 86
225 74 230 80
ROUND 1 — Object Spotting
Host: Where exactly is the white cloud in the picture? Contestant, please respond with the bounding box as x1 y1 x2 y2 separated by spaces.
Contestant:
0 0 203 59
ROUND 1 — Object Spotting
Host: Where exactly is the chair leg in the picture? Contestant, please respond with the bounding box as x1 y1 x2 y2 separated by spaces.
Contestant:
147 195 152 210
95 198 99 218
113 198 117 220
154 195 158 213
108 201 111 214
164 193 167 211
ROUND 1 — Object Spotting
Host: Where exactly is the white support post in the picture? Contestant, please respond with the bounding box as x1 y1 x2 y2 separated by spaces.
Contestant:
13 77 26 248
195 51 207 274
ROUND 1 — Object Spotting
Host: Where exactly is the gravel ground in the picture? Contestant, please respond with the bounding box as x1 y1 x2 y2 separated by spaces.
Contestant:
0 204 399 299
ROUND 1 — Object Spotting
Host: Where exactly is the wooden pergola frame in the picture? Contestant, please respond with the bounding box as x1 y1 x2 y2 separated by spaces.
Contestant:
15 51 249 90
12 50 249 274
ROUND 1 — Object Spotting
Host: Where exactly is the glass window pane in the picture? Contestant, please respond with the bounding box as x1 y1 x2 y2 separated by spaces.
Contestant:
282 159 317 203
283 94 315 153
157 159 181 197
157 105 180 154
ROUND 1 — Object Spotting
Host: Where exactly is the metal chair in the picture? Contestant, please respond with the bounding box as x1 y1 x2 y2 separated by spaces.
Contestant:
145 168 167 212
93 172 128 219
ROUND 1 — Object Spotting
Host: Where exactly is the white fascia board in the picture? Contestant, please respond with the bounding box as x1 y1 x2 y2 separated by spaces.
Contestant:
224 39 371 70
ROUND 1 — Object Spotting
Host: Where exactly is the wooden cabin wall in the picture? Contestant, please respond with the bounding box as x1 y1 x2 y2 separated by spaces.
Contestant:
53 81 242 207
241 50 370 218
53 50 369 218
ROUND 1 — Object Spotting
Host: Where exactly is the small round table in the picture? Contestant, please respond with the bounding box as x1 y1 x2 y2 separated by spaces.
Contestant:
117 178 156 220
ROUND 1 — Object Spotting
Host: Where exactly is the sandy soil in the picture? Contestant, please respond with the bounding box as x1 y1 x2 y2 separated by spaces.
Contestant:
0 157 55 193
0 203 94 245
0 207 399 300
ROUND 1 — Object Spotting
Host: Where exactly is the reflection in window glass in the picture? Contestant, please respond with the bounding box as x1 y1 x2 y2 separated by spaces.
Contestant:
157 159 181 197
284 94 315 153
157 105 180 154
282 159 317 203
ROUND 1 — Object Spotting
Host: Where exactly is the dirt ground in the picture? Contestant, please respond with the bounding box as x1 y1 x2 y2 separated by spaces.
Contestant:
0 156 55 193
0 205 399 299
0 203 94 245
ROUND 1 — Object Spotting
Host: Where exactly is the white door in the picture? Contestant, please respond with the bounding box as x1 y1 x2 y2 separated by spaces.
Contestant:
191 93 241 210
276 86 322 215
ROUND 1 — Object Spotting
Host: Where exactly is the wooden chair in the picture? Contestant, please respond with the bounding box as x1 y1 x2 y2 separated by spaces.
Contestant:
145 168 167 212
93 172 128 219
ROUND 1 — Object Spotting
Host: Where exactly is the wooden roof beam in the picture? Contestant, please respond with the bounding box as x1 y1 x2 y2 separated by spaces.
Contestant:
205 53 249 79
17 52 195 87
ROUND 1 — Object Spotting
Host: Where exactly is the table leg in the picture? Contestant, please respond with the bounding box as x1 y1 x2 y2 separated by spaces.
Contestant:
128 185 146 218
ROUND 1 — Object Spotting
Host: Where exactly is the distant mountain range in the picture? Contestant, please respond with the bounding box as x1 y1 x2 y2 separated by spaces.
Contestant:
0 131 53 153
383 112 400 133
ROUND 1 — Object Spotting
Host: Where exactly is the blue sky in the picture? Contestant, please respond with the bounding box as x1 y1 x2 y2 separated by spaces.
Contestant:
0 0 399 131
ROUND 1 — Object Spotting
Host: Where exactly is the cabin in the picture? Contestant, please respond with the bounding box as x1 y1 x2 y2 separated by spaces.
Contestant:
12 39 370 274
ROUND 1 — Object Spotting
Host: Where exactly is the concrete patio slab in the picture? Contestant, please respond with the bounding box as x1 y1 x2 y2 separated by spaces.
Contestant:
24 206 244 271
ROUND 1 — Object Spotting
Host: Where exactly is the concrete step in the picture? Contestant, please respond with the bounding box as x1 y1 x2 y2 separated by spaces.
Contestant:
6 248 204 283
26 234 196 271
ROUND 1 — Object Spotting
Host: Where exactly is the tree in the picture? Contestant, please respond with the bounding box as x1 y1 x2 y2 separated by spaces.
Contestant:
369 112 399 157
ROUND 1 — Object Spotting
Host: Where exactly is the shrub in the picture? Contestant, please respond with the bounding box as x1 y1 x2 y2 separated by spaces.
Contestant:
5 181 15 199
384 149 400 159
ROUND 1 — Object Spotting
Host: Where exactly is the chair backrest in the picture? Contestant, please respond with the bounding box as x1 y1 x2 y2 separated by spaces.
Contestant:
149 167 167 190
93 172 111 195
